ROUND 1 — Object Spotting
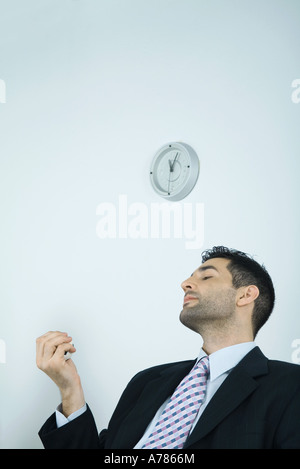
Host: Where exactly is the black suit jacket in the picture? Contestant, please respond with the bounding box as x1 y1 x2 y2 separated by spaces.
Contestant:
39 347 300 449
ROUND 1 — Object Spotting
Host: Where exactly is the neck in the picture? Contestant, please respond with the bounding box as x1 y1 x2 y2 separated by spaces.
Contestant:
199 324 254 355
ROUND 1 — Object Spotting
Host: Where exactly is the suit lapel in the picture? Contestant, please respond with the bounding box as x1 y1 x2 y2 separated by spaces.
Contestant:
113 360 195 448
185 346 269 448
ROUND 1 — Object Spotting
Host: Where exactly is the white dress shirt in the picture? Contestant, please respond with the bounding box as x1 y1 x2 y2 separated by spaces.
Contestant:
56 341 256 448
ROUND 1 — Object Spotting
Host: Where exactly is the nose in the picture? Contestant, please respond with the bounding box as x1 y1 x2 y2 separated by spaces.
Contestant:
181 276 197 292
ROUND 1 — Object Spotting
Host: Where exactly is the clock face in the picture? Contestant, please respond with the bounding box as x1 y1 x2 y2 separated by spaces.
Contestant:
150 142 199 201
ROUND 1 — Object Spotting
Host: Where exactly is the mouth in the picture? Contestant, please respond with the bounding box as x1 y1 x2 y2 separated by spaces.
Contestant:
183 295 198 305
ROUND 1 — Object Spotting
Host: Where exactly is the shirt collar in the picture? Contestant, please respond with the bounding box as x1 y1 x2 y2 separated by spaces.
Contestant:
196 342 256 382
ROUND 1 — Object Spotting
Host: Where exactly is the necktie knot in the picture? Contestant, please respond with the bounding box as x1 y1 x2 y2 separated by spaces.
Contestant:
196 355 210 375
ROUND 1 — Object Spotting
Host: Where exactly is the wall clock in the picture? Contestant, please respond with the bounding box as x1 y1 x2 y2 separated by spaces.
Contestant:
149 142 200 201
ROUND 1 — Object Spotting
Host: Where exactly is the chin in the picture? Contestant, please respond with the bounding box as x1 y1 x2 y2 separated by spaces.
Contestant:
179 308 200 334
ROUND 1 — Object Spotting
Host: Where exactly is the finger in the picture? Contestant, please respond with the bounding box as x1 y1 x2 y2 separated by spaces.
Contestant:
37 331 67 342
36 332 71 362
36 331 68 353
43 335 73 361
46 333 72 348
53 342 76 360
36 332 64 365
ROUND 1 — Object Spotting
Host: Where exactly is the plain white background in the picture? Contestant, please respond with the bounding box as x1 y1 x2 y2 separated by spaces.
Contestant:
0 0 299 448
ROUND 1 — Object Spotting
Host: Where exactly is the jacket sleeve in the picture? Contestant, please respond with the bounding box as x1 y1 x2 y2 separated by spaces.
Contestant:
38 404 104 449
38 368 149 449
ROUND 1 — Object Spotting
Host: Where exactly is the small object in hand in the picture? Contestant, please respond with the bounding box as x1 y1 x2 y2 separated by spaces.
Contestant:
64 342 74 360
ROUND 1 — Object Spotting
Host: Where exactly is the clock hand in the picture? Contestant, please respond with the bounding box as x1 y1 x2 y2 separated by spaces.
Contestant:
170 152 179 172
167 152 179 194
168 160 172 194
167 157 174 194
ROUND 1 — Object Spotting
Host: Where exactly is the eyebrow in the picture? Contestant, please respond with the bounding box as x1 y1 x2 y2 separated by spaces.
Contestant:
191 265 219 277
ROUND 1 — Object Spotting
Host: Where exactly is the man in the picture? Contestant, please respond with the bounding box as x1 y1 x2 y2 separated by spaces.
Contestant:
37 246 300 449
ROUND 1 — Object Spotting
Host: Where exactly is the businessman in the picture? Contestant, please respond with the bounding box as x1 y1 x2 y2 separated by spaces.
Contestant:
37 246 300 448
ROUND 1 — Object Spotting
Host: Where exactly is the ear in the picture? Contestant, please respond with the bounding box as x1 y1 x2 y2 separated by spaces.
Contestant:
236 285 259 307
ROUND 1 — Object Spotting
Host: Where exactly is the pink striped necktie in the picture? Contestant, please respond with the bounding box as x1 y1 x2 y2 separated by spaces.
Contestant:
142 356 209 449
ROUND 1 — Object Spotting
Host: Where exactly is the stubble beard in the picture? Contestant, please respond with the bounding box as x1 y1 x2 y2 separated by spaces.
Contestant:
179 288 237 335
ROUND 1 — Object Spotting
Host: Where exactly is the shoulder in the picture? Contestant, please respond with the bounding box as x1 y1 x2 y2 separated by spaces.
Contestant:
262 357 300 396
128 359 195 384
243 346 300 380
116 359 194 404
267 358 300 377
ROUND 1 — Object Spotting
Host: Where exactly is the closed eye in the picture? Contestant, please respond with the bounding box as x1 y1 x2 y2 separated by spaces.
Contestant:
202 276 212 280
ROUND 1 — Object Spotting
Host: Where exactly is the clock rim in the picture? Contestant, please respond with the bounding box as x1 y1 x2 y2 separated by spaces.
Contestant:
150 142 199 201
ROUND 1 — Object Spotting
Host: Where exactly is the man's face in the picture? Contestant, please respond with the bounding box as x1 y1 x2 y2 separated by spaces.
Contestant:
180 257 237 333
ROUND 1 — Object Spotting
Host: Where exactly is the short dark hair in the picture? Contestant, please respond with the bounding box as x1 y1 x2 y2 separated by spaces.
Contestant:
201 246 275 337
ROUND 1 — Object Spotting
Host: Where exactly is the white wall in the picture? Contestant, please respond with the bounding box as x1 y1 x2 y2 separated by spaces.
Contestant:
0 0 299 448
